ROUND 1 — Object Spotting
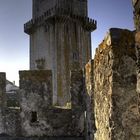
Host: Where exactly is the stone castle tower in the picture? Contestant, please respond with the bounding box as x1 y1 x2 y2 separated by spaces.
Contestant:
24 0 96 106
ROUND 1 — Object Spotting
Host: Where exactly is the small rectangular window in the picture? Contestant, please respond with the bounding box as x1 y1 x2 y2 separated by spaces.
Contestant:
31 111 38 123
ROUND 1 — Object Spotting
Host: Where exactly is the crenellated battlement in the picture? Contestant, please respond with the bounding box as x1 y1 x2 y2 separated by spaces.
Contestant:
24 7 97 34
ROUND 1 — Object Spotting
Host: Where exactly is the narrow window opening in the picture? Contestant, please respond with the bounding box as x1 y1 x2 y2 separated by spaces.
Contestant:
73 52 79 61
31 111 38 123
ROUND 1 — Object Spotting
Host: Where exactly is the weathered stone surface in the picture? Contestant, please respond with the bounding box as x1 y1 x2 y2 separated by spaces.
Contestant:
0 136 84 140
133 1 140 126
85 60 95 140
4 108 21 136
19 70 53 136
70 70 85 136
133 0 140 31
25 0 96 106
71 70 85 110
94 28 137 140
0 73 7 134
0 73 7 108
18 70 87 137
0 74 20 136
33 0 88 18
0 0 95 139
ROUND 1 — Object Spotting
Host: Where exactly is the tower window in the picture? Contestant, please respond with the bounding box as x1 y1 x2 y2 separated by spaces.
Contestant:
73 52 79 61
31 111 38 123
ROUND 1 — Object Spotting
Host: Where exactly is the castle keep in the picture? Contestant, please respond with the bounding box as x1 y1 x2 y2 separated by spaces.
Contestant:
24 0 96 106
0 0 140 140
0 0 96 139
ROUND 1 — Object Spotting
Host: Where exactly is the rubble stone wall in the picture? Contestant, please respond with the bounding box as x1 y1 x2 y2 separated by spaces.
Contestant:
70 70 86 137
18 70 87 137
4 108 21 136
0 73 7 108
0 74 21 136
85 60 95 140
0 136 84 140
19 70 53 137
94 30 113 140
133 1 140 125
0 73 6 134
94 28 137 140
133 0 140 31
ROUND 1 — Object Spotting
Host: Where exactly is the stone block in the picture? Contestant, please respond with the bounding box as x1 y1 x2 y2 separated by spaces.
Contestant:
70 70 85 111
19 70 53 136
19 70 52 109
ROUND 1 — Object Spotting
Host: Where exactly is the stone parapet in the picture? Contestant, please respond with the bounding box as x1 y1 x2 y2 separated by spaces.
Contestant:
85 60 95 140
70 70 85 111
18 70 86 137
133 0 140 30
133 1 140 120
0 73 6 107
0 136 84 140
4 108 21 136
24 7 97 34
19 70 52 94
19 70 52 108
0 73 6 134
19 70 53 136
70 70 86 137
94 28 137 140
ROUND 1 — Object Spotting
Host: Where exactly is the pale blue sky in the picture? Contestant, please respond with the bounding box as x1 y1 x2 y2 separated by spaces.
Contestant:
0 0 134 85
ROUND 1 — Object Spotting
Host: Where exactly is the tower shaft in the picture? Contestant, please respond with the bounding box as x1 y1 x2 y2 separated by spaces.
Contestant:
24 0 96 106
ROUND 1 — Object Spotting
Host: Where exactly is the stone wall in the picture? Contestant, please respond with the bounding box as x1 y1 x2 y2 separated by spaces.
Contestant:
133 0 140 31
94 28 138 140
18 70 87 137
0 73 6 134
19 70 53 136
4 108 21 136
0 136 84 140
70 70 86 136
85 60 95 140
0 73 21 136
0 73 7 108
133 0 140 125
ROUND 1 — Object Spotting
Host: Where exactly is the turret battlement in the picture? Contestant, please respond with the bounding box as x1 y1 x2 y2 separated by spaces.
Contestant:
24 7 97 34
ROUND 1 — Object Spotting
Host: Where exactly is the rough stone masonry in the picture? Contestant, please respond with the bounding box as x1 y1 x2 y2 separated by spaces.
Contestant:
0 0 96 139
93 28 139 140
0 70 89 140
133 0 140 114
1 0 140 140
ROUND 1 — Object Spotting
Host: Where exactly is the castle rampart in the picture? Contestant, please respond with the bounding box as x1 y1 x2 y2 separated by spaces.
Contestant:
0 70 92 139
93 28 138 140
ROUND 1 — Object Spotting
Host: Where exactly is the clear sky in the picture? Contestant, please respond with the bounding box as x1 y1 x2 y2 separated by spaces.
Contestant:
0 0 134 85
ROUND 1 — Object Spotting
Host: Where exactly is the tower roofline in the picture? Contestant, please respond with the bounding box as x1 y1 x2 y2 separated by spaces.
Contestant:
24 7 97 34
